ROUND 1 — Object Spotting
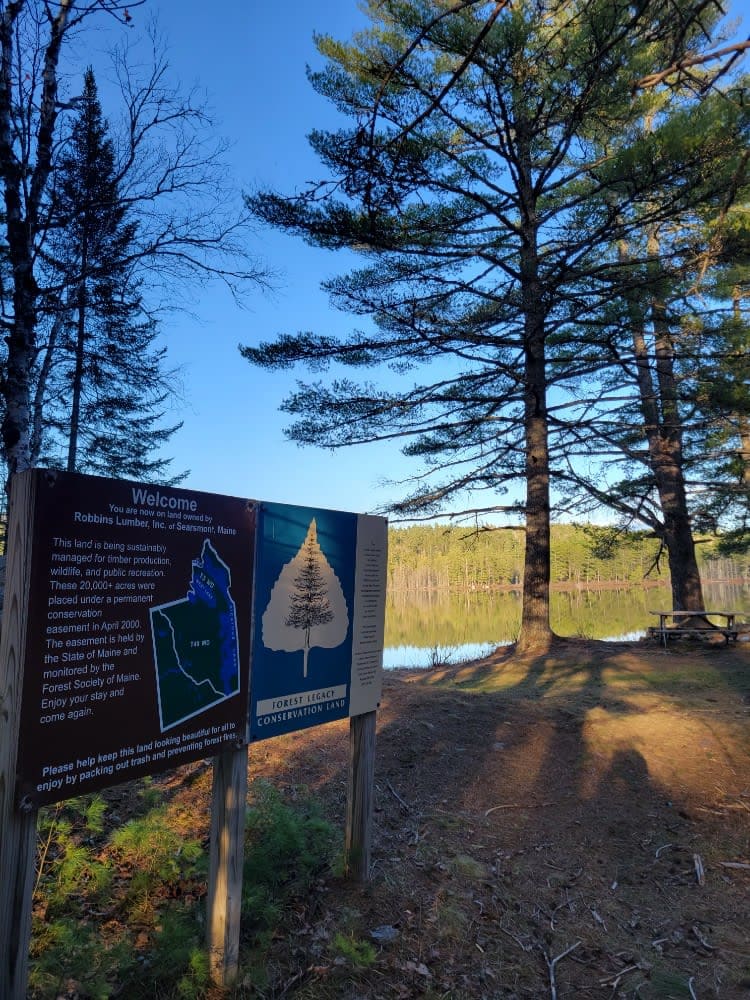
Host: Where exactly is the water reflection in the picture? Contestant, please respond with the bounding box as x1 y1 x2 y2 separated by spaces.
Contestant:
384 581 750 669
383 641 502 670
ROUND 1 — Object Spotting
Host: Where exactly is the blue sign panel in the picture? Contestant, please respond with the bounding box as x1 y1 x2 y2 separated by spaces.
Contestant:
250 502 359 740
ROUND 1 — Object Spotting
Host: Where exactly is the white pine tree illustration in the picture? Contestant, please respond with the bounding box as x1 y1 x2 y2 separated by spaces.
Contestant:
262 519 349 677
285 525 334 676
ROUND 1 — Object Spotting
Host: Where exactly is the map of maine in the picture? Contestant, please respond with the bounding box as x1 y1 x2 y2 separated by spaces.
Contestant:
149 540 240 730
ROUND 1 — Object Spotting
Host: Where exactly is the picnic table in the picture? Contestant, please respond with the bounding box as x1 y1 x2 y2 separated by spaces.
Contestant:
648 609 742 647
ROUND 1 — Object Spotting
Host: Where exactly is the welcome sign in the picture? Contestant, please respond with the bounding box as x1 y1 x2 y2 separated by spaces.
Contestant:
11 473 386 806
15 470 255 807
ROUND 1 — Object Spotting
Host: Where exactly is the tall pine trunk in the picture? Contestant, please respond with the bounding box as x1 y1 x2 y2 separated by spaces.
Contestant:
617 226 705 612
624 230 705 612
733 289 750 488
0 0 71 481
647 228 704 611
630 316 705 610
517 129 555 652
520 342 554 650
67 268 88 473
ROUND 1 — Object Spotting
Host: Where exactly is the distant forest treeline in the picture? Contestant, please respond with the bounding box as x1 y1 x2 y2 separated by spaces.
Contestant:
387 524 749 592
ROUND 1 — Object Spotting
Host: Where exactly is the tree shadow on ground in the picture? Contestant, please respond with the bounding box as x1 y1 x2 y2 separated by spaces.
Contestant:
31 637 750 998
233 637 750 998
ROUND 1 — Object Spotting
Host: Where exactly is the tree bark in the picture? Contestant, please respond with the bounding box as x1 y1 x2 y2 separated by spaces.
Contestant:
519 330 555 650
67 274 88 473
516 127 555 652
619 228 705 613
630 318 704 610
0 0 72 480
733 288 750 488
30 311 65 465
0 471 39 999
645 227 705 611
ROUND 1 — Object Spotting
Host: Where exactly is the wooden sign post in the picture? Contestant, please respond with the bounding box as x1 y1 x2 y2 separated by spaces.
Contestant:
207 745 249 986
345 710 377 881
0 472 40 999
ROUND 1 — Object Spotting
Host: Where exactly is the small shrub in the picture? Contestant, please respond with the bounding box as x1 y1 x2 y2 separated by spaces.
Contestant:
35 795 111 914
109 807 204 919
124 905 209 998
177 947 211 999
29 916 132 999
428 644 456 669
31 779 339 998
331 931 377 967
32 793 209 998
242 779 337 932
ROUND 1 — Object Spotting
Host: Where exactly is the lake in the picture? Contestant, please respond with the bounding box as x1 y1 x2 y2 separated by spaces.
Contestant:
383 580 750 668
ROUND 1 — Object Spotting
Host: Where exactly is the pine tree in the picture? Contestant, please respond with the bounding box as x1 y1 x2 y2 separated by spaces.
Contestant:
689 200 750 551
244 0 742 650
560 87 750 600
40 68 184 481
0 1 265 484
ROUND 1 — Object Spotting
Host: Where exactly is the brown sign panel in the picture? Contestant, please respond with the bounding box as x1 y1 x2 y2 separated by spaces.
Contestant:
16 470 255 807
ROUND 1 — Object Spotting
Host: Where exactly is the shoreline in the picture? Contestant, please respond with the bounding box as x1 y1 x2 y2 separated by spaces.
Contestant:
388 575 750 594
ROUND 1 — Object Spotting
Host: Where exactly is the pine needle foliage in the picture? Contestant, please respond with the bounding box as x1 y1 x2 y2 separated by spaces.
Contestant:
39 68 186 482
244 0 748 645
29 778 339 998
242 779 338 929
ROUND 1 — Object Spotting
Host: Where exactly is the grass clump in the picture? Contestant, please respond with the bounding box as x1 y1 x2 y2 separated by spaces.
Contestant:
450 852 490 879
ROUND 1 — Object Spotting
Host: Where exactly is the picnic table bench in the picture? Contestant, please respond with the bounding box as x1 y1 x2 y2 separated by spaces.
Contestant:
648 610 742 647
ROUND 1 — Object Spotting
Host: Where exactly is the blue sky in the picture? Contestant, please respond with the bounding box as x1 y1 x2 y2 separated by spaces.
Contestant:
85 0 749 517
93 0 410 514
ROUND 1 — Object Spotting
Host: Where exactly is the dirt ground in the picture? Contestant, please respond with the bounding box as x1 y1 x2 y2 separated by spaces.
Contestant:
226 636 750 1000
65 635 750 999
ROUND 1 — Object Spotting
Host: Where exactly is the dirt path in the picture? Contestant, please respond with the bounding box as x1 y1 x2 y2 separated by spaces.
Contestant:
244 637 750 999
